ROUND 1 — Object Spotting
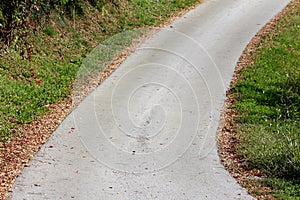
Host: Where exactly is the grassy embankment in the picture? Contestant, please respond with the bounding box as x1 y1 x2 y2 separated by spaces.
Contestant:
0 0 202 140
231 3 299 199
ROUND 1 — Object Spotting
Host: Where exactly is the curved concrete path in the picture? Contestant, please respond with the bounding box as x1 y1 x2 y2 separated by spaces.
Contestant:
12 0 290 199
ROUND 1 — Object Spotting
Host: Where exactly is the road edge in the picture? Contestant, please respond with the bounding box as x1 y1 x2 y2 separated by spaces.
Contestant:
217 0 299 199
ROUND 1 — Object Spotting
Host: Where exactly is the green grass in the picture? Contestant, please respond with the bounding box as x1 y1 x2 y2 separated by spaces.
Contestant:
232 4 300 199
0 0 202 140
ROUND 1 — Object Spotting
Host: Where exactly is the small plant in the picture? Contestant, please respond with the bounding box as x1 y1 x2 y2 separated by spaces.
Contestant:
43 25 57 37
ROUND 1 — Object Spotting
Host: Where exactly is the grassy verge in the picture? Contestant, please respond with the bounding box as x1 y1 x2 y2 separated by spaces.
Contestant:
231 3 300 199
0 0 202 140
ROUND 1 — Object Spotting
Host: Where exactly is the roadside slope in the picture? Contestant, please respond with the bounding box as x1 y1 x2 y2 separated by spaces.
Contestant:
218 0 300 199
0 0 204 197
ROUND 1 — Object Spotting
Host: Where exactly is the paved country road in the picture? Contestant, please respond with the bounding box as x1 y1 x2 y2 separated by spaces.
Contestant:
11 0 291 199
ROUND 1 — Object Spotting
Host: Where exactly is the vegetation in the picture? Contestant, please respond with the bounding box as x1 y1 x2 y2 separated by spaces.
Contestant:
0 0 85 44
0 0 202 139
232 4 300 199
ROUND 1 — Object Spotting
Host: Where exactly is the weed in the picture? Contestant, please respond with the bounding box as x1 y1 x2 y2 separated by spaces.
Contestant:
43 26 57 37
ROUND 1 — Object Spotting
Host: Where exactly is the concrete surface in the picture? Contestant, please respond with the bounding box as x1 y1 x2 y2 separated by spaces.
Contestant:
11 0 290 199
